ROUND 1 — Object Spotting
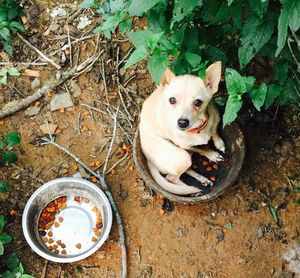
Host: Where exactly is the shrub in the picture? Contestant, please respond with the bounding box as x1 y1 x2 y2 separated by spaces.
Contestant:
81 0 300 127
0 0 25 55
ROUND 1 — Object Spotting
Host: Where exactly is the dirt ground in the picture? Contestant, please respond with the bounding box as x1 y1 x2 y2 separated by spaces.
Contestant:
0 1 300 278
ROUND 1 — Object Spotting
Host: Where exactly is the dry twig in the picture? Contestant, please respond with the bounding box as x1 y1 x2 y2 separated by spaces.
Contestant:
17 33 61 69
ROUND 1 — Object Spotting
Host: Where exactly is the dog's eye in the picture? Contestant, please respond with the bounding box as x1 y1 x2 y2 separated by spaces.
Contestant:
169 97 176 104
194 99 202 107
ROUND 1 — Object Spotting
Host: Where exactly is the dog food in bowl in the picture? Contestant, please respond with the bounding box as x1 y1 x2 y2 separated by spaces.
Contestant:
38 195 103 256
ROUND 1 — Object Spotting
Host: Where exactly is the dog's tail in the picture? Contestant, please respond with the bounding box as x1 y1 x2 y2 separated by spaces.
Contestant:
147 161 201 195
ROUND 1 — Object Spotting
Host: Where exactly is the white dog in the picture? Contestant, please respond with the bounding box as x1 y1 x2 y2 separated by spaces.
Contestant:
139 61 225 195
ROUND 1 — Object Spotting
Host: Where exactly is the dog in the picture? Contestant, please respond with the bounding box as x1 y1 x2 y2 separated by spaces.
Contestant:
139 61 225 195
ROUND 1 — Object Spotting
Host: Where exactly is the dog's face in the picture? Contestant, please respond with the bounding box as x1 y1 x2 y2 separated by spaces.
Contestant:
160 62 221 131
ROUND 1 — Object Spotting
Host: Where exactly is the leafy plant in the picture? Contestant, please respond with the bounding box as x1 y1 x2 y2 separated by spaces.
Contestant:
83 0 300 127
0 216 12 256
2 253 34 278
0 131 21 165
0 67 20 85
0 0 25 55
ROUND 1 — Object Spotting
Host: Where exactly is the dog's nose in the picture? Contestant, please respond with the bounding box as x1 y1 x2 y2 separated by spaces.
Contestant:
177 118 190 129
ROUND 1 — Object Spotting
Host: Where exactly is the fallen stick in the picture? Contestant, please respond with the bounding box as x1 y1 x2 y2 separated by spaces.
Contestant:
0 67 77 119
17 33 61 70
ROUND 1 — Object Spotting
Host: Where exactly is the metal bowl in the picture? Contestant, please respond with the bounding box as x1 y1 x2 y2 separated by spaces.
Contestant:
133 123 245 203
22 177 113 263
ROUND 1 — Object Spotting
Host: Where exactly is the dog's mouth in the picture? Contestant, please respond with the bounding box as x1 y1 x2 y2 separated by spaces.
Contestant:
186 114 209 134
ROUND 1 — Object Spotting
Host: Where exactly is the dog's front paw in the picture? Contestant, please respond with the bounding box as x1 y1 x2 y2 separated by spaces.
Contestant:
206 150 224 162
214 138 226 153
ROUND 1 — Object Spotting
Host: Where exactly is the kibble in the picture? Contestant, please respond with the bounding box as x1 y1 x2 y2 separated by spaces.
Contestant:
75 243 81 249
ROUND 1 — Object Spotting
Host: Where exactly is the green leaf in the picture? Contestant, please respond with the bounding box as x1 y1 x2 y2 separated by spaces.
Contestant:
6 253 20 271
5 131 21 147
1 74 8 85
147 32 164 51
2 151 18 164
93 11 126 36
110 0 124 13
2 270 17 278
0 27 10 41
223 96 243 127
3 41 13 55
249 83 268 111
0 241 4 255
215 2 242 29
0 216 4 229
128 30 163 51
18 263 24 274
9 21 25 32
244 76 256 92
119 20 132 34
21 275 34 278
276 0 297 57
0 7 8 21
264 84 282 109
124 47 149 69
227 0 234 6
296 199 300 205
267 204 278 223
274 61 288 85
0 139 3 149
172 0 202 25
293 187 300 193
0 181 11 193
0 67 8 76
238 19 274 69
79 0 95 8
147 0 168 32
147 51 168 84
225 68 255 95
170 23 187 48
7 67 20 77
128 0 161 16
289 0 300 32
184 52 201 68
278 78 299 105
0 233 13 243
248 0 269 18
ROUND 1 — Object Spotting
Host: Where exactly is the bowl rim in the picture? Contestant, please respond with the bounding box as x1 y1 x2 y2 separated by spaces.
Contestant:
22 177 113 263
133 123 245 203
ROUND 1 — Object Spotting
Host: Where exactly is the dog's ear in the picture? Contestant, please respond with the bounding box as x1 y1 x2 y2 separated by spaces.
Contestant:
205 61 222 94
160 68 175 86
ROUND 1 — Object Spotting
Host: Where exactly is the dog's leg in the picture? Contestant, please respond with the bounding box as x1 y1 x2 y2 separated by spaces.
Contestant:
212 133 225 153
186 169 213 186
189 147 224 162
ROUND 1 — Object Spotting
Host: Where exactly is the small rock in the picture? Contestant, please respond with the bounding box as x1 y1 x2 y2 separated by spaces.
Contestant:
119 187 128 201
25 105 41 116
79 166 90 178
257 227 264 239
50 7 67 18
31 78 41 90
50 92 74 111
216 229 224 244
236 254 247 265
220 209 227 217
76 15 92 30
162 198 174 212
72 172 82 178
176 227 188 238
39 123 57 134
69 80 81 98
